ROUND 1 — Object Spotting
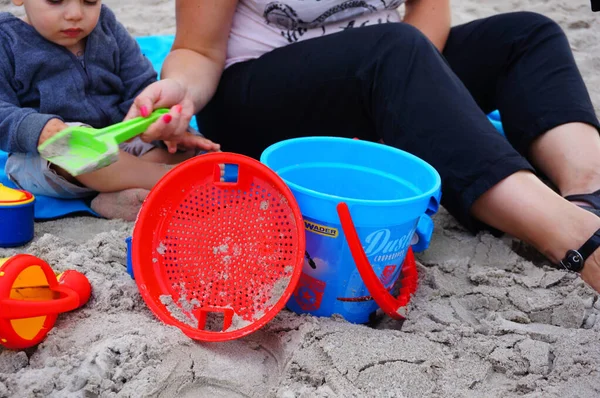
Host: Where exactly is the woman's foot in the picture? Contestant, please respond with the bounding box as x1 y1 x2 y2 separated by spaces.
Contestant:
564 189 600 217
90 188 150 221
471 171 600 293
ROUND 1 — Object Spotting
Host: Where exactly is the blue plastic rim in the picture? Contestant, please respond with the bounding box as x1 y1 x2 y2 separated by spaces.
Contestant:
261 137 441 323
488 110 505 137
125 236 134 279
0 201 35 248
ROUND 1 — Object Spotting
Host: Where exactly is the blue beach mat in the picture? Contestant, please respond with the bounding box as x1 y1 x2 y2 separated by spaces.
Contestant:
136 35 174 79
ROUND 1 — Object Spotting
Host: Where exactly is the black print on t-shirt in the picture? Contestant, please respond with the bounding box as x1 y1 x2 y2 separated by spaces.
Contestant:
264 0 397 43
380 0 404 9
338 13 394 31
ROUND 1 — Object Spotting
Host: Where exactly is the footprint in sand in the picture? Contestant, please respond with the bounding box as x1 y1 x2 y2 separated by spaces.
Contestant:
154 330 284 397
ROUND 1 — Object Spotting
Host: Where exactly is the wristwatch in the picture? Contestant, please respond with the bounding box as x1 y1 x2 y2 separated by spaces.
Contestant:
560 229 600 272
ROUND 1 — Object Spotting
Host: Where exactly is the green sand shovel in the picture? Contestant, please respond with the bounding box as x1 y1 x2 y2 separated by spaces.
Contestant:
38 109 169 177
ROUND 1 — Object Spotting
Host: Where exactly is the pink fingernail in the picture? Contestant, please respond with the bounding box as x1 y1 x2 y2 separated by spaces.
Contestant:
140 106 149 117
162 114 172 124
173 104 183 114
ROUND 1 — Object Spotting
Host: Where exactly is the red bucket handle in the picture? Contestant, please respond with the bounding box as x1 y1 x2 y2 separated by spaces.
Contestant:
0 285 80 319
337 202 418 320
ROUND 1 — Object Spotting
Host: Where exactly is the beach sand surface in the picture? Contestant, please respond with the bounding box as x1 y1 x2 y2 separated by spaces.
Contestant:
1 1 599 397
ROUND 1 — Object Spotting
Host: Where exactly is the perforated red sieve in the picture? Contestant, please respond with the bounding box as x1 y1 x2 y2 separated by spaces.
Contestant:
132 153 305 342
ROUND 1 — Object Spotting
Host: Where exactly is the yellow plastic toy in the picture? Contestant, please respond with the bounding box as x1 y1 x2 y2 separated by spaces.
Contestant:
0 183 35 247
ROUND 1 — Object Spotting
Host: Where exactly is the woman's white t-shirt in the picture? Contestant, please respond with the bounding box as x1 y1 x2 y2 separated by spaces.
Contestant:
226 0 405 68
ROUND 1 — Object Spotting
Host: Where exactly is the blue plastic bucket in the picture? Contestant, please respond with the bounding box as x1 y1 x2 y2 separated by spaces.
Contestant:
261 137 441 323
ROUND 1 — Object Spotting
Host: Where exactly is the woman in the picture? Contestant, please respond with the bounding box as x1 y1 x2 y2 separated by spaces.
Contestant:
128 0 600 292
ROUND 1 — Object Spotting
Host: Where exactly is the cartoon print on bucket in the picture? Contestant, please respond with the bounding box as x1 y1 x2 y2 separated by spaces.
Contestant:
288 216 418 323
338 224 415 303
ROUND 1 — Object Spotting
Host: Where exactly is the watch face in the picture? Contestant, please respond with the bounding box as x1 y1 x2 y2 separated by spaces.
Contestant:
562 250 584 272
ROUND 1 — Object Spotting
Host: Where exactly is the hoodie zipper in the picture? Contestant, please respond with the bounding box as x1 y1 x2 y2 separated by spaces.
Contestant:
64 47 112 127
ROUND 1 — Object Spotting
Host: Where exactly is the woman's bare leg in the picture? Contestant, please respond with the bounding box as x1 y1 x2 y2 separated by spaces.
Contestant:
471 170 600 292
529 122 600 198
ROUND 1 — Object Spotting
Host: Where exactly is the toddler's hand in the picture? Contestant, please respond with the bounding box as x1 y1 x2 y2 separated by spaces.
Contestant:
37 118 68 147
164 132 220 153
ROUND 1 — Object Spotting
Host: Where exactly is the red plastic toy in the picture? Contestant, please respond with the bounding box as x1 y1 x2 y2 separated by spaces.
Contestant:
0 254 91 350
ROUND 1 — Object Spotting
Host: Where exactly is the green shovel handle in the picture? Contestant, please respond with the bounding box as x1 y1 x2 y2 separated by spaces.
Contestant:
96 108 170 144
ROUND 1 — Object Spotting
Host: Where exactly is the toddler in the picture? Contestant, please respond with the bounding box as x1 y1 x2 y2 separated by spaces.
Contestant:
0 0 219 220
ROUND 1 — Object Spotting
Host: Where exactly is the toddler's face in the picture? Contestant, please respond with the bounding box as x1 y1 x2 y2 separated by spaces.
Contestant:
12 0 102 53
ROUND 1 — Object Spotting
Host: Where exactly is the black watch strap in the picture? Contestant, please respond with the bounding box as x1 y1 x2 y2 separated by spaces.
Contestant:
560 228 600 272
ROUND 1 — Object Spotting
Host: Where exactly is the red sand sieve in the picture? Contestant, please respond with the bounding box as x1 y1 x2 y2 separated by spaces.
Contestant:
132 153 305 342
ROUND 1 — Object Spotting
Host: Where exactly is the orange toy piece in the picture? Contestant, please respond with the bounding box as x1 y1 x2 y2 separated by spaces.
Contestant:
0 254 91 350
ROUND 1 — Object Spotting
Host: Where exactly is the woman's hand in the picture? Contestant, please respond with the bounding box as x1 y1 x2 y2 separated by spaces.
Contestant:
165 132 221 153
126 0 238 153
124 79 195 152
125 80 221 153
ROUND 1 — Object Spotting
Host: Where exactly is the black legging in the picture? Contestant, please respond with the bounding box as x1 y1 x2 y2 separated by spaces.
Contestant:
198 12 600 231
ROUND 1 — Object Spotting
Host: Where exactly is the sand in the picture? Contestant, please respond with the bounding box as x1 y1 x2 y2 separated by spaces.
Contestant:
1 0 600 397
